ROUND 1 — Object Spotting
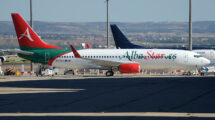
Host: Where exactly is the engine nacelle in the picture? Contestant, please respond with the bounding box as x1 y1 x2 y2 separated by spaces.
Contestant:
120 63 140 73
0 56 6 63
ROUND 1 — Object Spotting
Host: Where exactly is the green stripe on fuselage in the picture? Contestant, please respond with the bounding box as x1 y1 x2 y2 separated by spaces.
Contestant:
18 46 71 64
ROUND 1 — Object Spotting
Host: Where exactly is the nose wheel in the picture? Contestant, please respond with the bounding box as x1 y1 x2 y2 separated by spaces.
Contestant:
106 71 114 76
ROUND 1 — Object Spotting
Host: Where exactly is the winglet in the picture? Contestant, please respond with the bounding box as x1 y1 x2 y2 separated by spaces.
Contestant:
70 44 82 58
86 43 91 49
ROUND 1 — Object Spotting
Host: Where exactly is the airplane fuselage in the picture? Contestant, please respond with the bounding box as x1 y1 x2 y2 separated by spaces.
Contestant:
42 49 210 70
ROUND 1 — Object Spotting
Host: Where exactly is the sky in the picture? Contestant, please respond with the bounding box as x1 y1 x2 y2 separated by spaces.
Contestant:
1 0 215 22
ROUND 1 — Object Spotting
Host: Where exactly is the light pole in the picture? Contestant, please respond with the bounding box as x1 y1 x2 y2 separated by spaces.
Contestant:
189 0 192 51
30 0 34 74
106 0 109 48
30 0 33 28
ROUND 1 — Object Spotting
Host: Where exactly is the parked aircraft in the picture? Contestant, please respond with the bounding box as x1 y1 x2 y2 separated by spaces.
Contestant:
110 24 215 66
11 13 210 76
0 54 19 64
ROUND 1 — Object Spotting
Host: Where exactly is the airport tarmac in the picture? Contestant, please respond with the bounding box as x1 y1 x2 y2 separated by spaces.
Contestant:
0 76 215 120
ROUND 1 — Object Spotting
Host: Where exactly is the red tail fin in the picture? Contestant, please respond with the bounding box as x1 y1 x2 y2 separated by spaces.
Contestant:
86 43 91 49
11 13 61 50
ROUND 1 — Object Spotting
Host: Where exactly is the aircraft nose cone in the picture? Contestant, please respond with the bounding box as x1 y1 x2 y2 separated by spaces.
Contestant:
203 58 211 66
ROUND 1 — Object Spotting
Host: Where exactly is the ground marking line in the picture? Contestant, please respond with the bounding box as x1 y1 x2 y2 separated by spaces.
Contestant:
0 112 215 117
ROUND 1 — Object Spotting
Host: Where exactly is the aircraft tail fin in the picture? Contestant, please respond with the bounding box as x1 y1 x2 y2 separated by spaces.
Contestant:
110 24 143 49
11 13 62 50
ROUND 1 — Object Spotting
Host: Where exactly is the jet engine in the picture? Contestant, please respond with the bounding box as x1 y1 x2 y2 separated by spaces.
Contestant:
0 56 6 63
119 63 140 73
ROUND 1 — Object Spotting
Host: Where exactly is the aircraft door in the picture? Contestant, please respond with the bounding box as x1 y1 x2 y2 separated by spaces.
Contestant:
211 51 214 59
184 52 188 63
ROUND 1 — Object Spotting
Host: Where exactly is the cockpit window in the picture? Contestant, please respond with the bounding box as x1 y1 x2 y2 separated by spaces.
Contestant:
194 55 202 58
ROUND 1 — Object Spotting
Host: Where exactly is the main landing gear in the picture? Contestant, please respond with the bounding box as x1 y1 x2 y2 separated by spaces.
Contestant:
106 71 114 76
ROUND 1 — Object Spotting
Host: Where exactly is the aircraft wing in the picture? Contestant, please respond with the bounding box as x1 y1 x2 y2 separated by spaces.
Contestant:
85 58 133 67
0 49 34 55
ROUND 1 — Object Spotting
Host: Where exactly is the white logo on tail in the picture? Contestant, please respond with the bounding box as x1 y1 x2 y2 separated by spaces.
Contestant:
18 28 34 42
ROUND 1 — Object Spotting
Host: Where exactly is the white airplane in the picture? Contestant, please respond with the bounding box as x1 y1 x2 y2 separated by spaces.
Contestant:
11 13 210 76
110 24 215 67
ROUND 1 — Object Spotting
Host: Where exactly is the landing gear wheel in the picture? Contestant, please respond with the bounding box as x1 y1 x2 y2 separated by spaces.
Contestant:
106 71 114 76
188 71 191 76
